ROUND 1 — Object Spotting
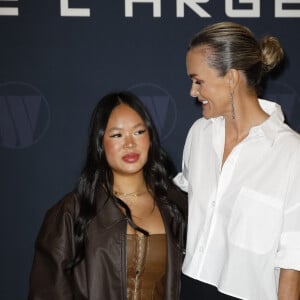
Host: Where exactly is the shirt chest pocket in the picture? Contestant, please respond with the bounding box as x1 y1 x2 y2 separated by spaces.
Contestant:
227 187 283 254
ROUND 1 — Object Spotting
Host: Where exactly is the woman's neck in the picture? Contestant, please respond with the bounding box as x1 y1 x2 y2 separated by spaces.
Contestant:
113 173 147 195
221 93 269 167
225 93 269 139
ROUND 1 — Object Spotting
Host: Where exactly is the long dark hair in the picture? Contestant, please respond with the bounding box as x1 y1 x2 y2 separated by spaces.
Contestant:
66 91 184 270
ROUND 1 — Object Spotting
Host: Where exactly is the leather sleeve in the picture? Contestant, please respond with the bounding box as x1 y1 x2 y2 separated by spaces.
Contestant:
168 185 188 251
28 195 76 300
175 187 188 251
170 184 188 221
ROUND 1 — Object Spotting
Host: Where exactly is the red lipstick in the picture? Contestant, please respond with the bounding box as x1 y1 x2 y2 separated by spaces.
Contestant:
122 153 140 163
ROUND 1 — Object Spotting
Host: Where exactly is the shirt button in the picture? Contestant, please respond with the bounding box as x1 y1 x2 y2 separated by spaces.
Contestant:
199 246 204 252
212 201 216 206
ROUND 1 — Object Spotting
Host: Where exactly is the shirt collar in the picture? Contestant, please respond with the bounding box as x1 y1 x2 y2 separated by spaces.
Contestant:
249 99 285 144
203 98 285 144
203 115 224 130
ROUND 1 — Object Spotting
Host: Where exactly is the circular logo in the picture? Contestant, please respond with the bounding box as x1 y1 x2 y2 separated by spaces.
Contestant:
0 81 50 149
128 83 177 141
264 81 300 132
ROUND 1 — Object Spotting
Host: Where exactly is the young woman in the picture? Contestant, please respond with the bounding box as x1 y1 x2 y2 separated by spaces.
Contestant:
175 22 300 299
29 91 187 300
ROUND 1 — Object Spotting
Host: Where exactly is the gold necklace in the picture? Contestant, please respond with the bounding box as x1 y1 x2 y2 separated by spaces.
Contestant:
113 189 148 198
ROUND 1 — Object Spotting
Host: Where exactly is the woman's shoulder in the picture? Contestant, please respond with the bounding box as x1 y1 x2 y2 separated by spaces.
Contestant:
46 191 80 219
38 192 80 237
33 192 80 256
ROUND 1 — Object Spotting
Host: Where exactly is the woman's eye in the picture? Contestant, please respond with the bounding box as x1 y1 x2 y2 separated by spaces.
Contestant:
134 129 147 136
195 80 202 85
109 133 122 138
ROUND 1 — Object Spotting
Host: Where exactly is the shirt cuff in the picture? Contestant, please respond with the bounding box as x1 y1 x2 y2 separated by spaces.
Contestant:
173 172 188 192
275 232 300 271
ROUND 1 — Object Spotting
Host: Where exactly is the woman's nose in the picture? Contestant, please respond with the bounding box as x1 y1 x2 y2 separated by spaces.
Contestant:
123 136 136 149
190 85 199 98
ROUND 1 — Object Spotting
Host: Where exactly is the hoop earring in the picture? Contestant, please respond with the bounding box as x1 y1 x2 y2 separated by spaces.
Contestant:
230 93 235 120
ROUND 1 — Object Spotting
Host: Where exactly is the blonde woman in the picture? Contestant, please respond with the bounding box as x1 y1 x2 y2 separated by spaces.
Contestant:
175 22 300 300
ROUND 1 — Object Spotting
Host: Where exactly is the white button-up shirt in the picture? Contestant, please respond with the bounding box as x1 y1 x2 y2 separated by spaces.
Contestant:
174 99 300 300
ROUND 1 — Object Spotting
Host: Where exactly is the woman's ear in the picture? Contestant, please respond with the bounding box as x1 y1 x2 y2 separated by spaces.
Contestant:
226 68 240 92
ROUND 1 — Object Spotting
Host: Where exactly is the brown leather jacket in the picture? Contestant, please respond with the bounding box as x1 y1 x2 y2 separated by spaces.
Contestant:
28 186 187 300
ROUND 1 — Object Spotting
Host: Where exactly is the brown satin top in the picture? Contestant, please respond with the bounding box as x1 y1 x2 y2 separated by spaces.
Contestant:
127 234 167 300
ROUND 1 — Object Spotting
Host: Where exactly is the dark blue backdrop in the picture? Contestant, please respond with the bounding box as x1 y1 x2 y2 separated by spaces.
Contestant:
1 1 300 299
